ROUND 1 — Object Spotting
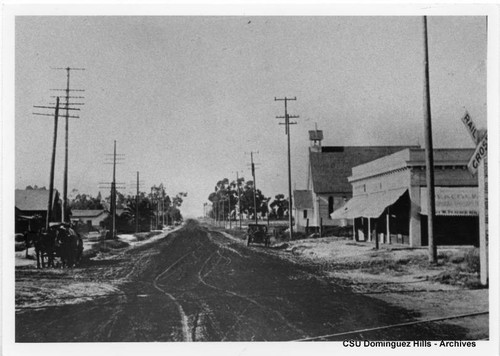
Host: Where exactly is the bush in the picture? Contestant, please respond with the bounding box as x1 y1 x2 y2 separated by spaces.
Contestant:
105 240 130 249
431 269 482 289
146 231 163 238
450 255 465 264
464 249 480 273
322 226 353 238
134 232 150 241
292 231 307 240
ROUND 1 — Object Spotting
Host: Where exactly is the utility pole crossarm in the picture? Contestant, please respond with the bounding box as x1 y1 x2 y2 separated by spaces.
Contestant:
274 97 297 101
50 89 85 92
33 105 80 111
33 113 80 118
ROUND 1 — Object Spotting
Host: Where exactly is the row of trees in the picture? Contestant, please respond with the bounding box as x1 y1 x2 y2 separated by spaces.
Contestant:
207 177 289 221
69 187 187 232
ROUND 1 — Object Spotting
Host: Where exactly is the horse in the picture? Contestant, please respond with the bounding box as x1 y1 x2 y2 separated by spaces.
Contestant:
54 224 83 268
33 223 83 269
33 228 57 269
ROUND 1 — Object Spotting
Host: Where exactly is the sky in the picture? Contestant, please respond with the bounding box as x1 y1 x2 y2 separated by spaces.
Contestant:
13 15 487 218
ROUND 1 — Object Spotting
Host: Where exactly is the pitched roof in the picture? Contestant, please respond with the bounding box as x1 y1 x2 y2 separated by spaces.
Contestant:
293 190 313 209
15 189 59 212
309 146 415 194
71 209 107 218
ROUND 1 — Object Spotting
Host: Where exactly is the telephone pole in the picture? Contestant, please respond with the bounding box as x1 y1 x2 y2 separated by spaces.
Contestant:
134 172 145 233
422 17 437 263
246 151 260 225
34 81 81 225
234 170 243 229
275 97 298 240
161 185 166 228
51 67 85 222
129 174 144 233
136 172 140 233
100 141 125 239
33 97 61 229
111 141 117 238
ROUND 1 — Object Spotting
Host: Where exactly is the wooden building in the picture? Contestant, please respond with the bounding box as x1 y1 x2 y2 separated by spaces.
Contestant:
303 129 413 232
15 189 62 233
331 148 478 247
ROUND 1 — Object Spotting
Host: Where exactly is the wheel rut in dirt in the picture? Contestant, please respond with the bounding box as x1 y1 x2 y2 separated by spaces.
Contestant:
16 220 473 342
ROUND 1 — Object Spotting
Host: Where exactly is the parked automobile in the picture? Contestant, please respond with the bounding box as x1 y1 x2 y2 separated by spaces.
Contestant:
246 224 270 247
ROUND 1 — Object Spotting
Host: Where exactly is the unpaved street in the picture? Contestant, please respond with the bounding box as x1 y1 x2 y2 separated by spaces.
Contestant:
16 220 480 342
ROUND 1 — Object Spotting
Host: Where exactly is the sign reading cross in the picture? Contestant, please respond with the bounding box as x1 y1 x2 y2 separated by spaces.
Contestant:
460 112 487 175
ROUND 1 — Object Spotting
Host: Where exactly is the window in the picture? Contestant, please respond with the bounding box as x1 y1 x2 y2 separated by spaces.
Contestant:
328 196 334 216
303 210 308 219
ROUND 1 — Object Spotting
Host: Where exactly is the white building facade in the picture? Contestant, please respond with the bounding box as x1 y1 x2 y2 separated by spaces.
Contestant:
332 148 479 247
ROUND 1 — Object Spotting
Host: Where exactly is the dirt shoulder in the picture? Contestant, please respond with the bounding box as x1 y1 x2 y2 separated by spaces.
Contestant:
214 227 489 339
15 229 177 311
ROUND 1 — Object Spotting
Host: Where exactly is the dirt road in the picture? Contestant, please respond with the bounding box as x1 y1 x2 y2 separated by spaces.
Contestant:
15 220 481 342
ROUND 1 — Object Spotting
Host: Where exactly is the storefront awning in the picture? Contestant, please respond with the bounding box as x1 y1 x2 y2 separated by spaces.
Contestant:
331 188 408 220
420 187 478 216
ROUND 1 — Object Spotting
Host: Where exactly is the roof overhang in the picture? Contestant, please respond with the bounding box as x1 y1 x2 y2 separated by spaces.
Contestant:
331 188 408 220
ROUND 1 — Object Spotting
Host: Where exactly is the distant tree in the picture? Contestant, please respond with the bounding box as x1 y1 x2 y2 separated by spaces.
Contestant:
122 192 155 232
207 178 238 221
269 194 289 220
70 193 104 210
144 185 187 227
172 192 187 208
25 185 46 190
239 180 269 219
168 206 183 223
167 192 186 223
208 177 268 221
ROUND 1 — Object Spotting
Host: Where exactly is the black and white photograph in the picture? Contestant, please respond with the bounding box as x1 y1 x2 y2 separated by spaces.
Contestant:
1 3 499 356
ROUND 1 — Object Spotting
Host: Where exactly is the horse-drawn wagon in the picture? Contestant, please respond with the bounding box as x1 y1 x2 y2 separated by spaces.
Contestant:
30 222 83 269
